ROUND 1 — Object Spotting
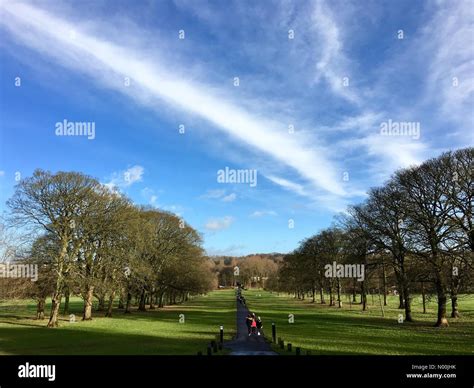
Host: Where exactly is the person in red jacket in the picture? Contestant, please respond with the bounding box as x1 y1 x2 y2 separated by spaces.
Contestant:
251 315 257 335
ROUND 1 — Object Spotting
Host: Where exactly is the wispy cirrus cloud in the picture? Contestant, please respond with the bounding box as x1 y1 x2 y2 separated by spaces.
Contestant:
0 1 346 199
266 175 307 197
0 0 471 217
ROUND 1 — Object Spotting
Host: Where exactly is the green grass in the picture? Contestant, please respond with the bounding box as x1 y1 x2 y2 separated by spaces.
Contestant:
0 289 236 355
2 288 472 355
243 290 474 355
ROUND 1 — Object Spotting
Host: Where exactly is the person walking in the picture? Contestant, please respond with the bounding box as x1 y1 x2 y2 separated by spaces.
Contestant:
245 314 253 336
250 316 257 335
256 316 263 336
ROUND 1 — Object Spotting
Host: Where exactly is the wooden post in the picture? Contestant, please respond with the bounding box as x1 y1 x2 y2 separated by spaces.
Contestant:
220 325 224 344
211 340 218 353
279 340 284 349
272 323 276 343
287 343 292 352
295 347 301 355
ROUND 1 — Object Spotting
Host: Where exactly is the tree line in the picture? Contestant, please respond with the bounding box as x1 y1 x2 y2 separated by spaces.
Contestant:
212 254 280 288
267 148 473 327
2 170 215 327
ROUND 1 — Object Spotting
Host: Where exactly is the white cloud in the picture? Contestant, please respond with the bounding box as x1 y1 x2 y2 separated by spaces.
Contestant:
0 2 346 198
266 175 307 197
311 0 360 104
424 1 474 135
201 189 226 199
105 165 144 190
141 187 158 206
201 189 236 202
205 216 234 231
250 210 277 218
222 193 237 202
162 204 184 217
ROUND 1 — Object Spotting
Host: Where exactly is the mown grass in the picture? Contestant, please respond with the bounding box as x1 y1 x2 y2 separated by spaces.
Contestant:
243 290 474 355
0 289 236 355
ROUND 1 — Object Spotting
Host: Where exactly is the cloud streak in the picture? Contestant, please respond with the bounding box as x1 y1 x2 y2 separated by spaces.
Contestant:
0 2 346 198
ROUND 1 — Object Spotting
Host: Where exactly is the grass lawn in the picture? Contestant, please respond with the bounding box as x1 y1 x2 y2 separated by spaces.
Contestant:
243 289 474 355
0 289 236 355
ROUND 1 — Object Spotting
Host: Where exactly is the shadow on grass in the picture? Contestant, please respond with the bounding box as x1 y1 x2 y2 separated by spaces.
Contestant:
0 325 217 355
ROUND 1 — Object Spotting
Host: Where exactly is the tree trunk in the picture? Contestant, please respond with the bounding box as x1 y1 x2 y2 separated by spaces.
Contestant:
118 294 124 309
82 285 94 320
47 244 66 328
382 263 387 306
329 285 335 306
398 292 405 309
125 291 132 313
450 272 460 318
337 278 342 308
451 295 460 318
311 287 315 303
403 284 413 322
97 296 105 311
149 290 156 309
105 290 115 317
36 298 45 320
159 291 165 308
421 282 426 314
138 289 146 311
47 293 61 327
435 280 449 327
320 287 326 304
63 288 70 315
361 281 368 311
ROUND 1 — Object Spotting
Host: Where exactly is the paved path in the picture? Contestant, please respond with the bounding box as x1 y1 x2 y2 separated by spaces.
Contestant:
224 294 278 356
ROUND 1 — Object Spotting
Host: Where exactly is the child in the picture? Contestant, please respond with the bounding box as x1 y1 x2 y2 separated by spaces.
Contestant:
251 317 257 335
256 316 263 336
245 314 253 336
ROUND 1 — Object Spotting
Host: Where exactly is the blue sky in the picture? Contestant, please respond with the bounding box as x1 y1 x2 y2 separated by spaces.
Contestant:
0 0 472 256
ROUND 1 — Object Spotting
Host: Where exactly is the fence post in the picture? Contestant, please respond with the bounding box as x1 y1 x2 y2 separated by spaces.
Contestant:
272 322 276 343
220 325 224 344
